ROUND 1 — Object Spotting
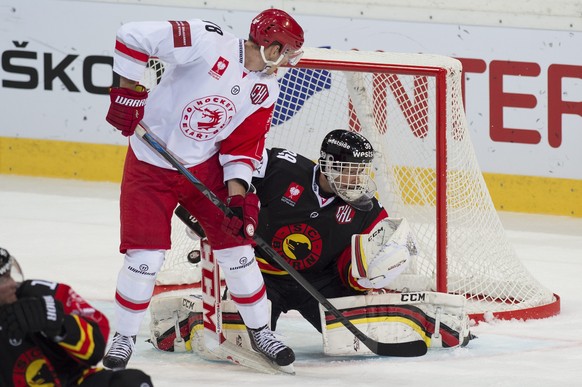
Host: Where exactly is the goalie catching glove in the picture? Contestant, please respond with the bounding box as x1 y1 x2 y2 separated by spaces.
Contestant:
106 85 148 136
351 218 417 289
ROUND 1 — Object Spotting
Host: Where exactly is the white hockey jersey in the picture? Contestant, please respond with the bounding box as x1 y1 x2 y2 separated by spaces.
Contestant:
112 19 279 185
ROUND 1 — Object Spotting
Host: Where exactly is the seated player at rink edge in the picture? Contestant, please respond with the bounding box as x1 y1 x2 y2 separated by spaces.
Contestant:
103 9 304 369
0 248 154 387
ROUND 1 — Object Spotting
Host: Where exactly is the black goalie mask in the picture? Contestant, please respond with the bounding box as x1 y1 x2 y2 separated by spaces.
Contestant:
318 129 377 211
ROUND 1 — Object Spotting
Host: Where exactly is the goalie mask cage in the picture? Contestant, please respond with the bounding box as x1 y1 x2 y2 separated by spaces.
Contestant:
156 47 560 323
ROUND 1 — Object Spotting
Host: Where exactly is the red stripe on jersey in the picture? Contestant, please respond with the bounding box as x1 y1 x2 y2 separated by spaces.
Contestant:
360 208 389 234
169 21 192 47
115 291 150 311
230 284 266 305
115 40 149 64
219 105 273 162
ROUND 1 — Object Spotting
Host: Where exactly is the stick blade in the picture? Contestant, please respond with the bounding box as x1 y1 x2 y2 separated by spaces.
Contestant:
370 339 428 357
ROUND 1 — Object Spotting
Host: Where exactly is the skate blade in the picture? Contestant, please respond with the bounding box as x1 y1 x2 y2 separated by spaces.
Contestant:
276 364 295 375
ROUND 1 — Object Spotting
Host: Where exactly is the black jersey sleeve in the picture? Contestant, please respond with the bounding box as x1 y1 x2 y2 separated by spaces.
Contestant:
16 280 109 366
252 147 276 194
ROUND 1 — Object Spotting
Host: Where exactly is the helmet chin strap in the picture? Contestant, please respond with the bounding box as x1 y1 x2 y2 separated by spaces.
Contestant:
259 46 286 74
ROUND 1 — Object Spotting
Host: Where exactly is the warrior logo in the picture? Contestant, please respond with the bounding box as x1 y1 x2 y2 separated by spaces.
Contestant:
272 224 323 270
180 95 236 141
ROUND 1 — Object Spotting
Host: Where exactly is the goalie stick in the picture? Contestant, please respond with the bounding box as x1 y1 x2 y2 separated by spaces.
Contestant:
136 124 427 357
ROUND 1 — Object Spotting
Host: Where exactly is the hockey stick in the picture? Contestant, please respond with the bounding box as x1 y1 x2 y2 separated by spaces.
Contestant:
136 125 427 357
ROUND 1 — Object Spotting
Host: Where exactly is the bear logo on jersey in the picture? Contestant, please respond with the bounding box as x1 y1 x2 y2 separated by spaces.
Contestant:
272 224 323 270
13 348 59 386
180 95 236 141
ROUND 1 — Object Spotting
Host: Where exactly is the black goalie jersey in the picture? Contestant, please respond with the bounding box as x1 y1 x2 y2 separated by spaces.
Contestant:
252 148 388 294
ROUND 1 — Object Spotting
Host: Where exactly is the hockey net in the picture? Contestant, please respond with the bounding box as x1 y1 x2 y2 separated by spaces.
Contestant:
149 47 560 322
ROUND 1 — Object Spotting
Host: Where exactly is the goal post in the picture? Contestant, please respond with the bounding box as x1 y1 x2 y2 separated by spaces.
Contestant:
157 47 560 322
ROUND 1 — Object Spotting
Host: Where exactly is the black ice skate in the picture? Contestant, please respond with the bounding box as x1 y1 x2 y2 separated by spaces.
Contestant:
103 332 136 369
247 325 295 366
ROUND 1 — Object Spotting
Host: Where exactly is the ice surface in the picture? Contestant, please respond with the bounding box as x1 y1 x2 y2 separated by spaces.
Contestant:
1 175 581 386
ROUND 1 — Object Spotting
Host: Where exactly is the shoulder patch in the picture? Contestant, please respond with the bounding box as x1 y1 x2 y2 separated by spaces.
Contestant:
169 21 192 47
250 83 269 105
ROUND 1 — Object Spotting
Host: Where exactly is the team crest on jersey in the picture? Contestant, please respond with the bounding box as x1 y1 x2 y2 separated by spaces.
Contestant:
336 204 355 224
272 224 323 270
209 56 229 79
13 348 60 386
180 95 236 140
250 83 269 105
282 182 304 207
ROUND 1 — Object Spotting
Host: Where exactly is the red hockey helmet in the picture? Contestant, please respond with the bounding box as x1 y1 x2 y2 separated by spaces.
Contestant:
250 9 304 65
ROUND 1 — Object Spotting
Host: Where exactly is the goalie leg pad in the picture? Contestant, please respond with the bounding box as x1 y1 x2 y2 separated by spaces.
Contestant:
181 296 256 354
320 292 472 356
148 295 256 354
149 294 193 352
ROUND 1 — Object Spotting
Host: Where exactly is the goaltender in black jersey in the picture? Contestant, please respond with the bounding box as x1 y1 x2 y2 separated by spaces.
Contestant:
253 129 408 331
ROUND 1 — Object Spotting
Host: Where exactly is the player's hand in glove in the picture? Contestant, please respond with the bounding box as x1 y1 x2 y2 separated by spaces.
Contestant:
106 85 148 136
0 296 65 341
222 193 260 244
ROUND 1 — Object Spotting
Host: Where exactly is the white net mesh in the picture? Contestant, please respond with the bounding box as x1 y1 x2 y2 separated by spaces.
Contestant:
155 48 559 320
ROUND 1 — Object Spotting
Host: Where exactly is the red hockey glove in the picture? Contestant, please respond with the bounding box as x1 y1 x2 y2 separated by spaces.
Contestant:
222 193 260 243
106 85 148 136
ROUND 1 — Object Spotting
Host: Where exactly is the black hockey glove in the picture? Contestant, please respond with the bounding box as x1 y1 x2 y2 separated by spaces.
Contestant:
16 279 54 298
0 296 65 341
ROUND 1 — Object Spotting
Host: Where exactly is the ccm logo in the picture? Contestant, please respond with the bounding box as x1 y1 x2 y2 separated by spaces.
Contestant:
400 293 426 302
368 226 384 242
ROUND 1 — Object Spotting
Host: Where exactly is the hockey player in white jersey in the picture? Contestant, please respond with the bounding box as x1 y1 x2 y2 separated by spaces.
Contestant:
103 9 304 369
